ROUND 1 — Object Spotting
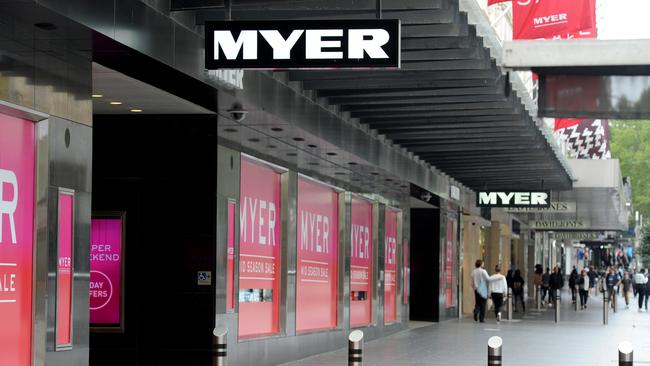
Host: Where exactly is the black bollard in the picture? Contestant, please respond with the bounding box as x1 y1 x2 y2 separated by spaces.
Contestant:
603 285 609 325
536 285 541 310
618 341 633 366
487 336 503 366
213 327 228 366
349 330 364 366
554 289 560 323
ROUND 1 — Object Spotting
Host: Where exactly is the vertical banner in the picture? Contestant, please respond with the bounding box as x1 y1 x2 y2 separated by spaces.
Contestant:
403 239 409 305
296 177 339 332
513 0 596 40
350 197 372 327
226 200 236 311
553 119 611 159
445 218 456 308
56 192 74 348
0 114 35 366
239 157 282 338
90 216 124 327
384 208 398 324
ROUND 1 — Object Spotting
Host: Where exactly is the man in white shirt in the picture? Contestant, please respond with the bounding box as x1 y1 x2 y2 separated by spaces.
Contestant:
634 269 648 311
489 265 508 323
471 259 490 323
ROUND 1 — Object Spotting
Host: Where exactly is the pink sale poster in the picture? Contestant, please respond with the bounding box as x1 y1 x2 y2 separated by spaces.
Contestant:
90 217 123 326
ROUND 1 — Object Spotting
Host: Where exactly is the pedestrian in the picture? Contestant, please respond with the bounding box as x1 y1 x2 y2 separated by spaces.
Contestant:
569 267 578 305
578 268 590 309
605 266 621 309
471 259 490 323
512 269 525 313
489 265 508 323
633 269 647 311
541 267 551 304
645 269 650 311
622 272 632 309
506 269 514 290
533 265 543 304
549 266 564 306
588 266 597 296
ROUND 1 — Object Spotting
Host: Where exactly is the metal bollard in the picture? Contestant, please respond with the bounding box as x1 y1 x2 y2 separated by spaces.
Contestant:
507 288 513 321
574 291 578 312
554 289 560 323
487 336 503 366
618 341 633 366
603 288 609 325
536 285 541 310
613 290 618 313
348 330 364 366
213 327 228 366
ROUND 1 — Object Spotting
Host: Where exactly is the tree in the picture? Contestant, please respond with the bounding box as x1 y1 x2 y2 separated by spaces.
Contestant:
610 120 650 217
639 225 650 267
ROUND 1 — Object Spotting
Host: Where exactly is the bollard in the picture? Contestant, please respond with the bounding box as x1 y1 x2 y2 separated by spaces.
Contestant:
603 287 609 325
613 289 618 313
554 289 560 323
536 285 541 310
618 341 633 366
507 288 513 321
213 327 228 366
348 330 364 366
574 291 578 312
487 336 503 366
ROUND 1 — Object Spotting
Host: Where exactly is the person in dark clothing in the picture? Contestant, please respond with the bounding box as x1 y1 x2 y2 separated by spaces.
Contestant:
512 269 525 312
569 268 579 304
506 269 514 290
541 267 551 304
605 266 621 309
549 266 564 306
588 266 597 295
578 269 589 309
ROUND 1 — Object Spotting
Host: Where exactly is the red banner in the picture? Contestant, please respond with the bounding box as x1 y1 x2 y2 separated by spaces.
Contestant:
0 114 35 366
445 218 456 308
384 208 399 324
513 0 596 40
56 192 73 347
554 119 611 159
239 157 282 338
90 217 123 326
226 201 235 311
350 197 373 327
296 177 339 332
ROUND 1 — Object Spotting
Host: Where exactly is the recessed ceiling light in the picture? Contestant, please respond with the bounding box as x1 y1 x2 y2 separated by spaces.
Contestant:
91 94 103 98
271 127 284 132
223 128 238 133
109 101 122 105
267 145 277 149
307 144 318 148
34 22 57 31
287 152 297 156
334 172 346 175
292 137 305 142
348 162 358 165
130 109 143 113
248 138 260 142
371 172 379 176
326 152 337 156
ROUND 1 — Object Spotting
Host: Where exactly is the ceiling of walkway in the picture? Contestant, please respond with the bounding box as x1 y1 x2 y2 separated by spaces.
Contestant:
171 0 573 191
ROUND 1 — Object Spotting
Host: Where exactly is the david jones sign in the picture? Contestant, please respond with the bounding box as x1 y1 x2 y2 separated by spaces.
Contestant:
477 191 551 208
205 20 401 69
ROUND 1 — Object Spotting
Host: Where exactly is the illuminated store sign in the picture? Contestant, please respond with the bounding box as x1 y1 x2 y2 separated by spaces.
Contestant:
384 208 399 324
56 191 73 349
90 216 124 328
350 197 373 327
205 20 401 69
0 115 35 366
477 190 551 208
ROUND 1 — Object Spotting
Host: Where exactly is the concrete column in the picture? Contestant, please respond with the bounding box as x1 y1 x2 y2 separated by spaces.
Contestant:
487 221 502 273
461 215 481 316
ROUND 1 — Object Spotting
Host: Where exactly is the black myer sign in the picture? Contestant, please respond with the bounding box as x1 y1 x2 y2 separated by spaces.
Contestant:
205 20 401 69
477 190 551 208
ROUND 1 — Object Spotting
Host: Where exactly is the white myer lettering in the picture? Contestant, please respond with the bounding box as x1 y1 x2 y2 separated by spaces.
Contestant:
259 30 304 59
478 191 549 207
0 168 18 244
300 210 330 253
306 29 343 59
213 30 257 60
348 29 390 59
533 13 568 26
530 192 548 205
351 224 370 259
478 192 497 205
385 236 396 265
497 192 515 204
514 192 530 205
240 196 277 246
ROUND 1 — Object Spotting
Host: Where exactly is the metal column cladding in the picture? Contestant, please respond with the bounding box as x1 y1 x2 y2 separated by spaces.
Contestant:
384 208 399 324
0 114 35 366
350 196 373 327
239 157 282 338
296 177 339 332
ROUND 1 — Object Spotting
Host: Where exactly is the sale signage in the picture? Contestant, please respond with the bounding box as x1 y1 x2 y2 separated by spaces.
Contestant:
227 200 236 311
90 216 124 326
513 0 596 40
239 157 282 337
0 114 35 366
56 192 73 347
350 197 373 327
296 177 339 332
445 218 456 308
384 208 399 324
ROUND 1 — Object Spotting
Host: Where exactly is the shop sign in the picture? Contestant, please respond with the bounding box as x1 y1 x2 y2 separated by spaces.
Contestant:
296 177 339 332
477 190 551 208
239 157 282 337
90 216 124 327
205 20 401 69
0 115 35 366
507 201 576 213
553 231 602 240
56 192 74 348
531 220 591 230
350 197 373 327
384 208 399 324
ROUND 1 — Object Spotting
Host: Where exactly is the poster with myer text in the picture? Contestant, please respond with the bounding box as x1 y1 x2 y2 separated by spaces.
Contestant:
384 208 399 324
90 217 123 326
296 177 339 332
56 193 73 347
239 157 282 338
0 114 35 366
350 197 373 327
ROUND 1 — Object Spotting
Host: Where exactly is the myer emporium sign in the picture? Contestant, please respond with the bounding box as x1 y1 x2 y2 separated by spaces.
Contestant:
205 20 401 69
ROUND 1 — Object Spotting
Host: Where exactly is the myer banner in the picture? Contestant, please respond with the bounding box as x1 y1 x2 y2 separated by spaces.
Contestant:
205 20 400 69
477 190 551 208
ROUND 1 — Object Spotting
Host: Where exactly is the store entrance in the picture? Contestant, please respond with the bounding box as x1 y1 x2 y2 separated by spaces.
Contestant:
409 205 441 322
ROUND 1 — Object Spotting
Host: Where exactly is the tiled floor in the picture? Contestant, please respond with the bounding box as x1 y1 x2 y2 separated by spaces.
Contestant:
282 291 650 365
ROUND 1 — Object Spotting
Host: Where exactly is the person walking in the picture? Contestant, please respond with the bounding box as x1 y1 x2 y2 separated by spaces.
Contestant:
471 259 490 323
569 267 579 305
645 269 650 311
549 266 564 307
588 266 597 296
533 265 543 304
578 268 590 309
633 269 647 311
512 269 526 313
622 272 632 309
605 266 621 309
541 267 551 305
489 265 508 323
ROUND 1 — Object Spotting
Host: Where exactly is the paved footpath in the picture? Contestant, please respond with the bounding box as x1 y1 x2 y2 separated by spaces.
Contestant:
282 290 650 365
